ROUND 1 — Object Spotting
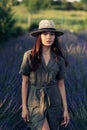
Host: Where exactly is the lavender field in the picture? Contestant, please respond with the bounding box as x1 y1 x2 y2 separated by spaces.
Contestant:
0 31 87 130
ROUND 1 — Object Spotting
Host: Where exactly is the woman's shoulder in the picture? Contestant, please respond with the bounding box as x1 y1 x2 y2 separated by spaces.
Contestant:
23 49 32 62
58 55 65 65
24 49 32 56
23 49 32 66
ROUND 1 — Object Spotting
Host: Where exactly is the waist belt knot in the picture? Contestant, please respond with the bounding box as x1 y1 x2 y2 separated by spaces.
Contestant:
32 84 51 114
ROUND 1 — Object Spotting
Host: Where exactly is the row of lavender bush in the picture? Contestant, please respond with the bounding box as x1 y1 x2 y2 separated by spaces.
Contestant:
0 31 87 130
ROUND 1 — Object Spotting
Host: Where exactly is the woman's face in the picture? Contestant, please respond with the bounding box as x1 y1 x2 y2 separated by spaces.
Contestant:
41 31 55 47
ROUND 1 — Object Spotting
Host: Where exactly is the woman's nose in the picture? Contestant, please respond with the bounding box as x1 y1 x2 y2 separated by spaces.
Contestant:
47 34 51 38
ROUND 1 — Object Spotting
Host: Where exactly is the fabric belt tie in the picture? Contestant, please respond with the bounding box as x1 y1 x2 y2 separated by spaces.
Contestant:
32 85 51 114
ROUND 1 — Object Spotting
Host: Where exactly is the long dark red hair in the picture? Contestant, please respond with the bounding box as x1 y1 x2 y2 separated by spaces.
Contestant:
30 34 68 71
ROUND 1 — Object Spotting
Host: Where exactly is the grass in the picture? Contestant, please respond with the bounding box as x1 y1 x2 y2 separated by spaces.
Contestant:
12 4 87 33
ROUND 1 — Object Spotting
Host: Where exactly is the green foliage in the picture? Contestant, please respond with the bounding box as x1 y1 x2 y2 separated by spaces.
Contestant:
80 0 87 10
0 0 16 42
41 0 51 9
12 26 26 37
81 0 87 3
23 0 41 13
12 0 20 6
23 0 51 13
28 21 38 31
72 2 84 10
52 0 87 10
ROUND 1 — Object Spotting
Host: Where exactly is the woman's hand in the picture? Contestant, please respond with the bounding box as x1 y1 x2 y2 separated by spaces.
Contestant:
22 106 29 122
61 110 70 127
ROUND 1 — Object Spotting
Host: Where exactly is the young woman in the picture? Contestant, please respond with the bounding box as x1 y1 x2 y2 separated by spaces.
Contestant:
19 20 70 130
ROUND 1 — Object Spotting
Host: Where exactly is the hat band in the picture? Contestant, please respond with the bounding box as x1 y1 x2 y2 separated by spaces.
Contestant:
39 28 56 31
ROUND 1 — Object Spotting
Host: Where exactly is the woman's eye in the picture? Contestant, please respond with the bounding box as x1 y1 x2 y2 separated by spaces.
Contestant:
43 32 47 35
50 33 55 35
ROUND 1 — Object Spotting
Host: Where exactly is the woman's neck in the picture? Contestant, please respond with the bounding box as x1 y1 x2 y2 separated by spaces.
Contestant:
42 46 51 55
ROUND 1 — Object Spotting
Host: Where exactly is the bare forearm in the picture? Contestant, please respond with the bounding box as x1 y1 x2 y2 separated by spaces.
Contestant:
21 76 29 108
59 85 67 111
58 80 68 111
22 84 28 108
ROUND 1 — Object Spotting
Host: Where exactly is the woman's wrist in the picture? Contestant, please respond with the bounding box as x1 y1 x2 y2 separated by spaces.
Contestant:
63 103 68 111
22 105 27 109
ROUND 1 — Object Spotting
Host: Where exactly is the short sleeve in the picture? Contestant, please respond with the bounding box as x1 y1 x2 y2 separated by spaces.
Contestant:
19 50 31 76
56 57 66 80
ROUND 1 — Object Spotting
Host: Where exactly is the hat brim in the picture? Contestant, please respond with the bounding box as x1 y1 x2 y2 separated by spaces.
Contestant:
30 29 64 37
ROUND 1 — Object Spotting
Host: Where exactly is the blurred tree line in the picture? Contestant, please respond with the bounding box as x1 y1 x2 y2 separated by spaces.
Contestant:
23 0 51 13
0 0 25 43
0 0 16 42
0 0 87 43
22 0 87 11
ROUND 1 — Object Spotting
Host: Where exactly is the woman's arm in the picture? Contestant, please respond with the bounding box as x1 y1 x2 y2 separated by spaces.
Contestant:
58 79 67 111
22 75 29 108
58 79 70 127
21 75 29 122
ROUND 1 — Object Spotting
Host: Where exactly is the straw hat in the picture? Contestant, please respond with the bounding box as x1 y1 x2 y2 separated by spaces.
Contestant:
30 20 64 37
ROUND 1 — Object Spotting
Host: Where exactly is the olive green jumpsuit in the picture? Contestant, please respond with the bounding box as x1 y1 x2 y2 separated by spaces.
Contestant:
19 49 66 130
